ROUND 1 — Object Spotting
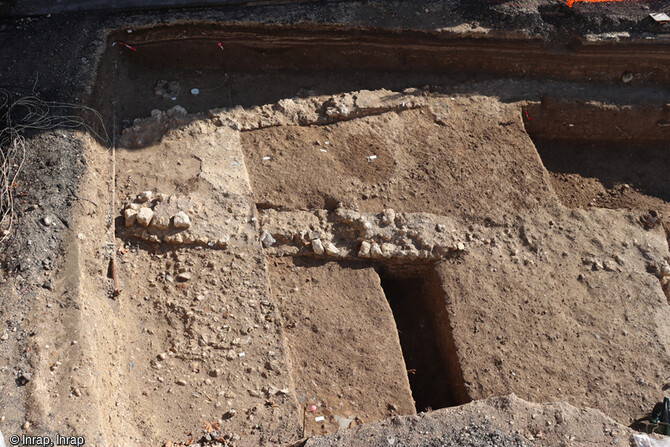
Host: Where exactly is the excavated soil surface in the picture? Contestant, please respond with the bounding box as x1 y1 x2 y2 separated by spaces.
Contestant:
241 103 551 218
2 19 670 447
268 258 415 436
536 140 670 215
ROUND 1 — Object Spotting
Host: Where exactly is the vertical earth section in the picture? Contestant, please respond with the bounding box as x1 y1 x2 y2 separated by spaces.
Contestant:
379 265 469 411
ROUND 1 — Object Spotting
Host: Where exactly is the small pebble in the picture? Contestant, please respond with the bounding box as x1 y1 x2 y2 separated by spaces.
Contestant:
124 208 138 227
324 241 340 256
137 191 153 202
176 272 191 282
358 241 371 258
312 238 325 255
370 243 383 259
260 230 276 248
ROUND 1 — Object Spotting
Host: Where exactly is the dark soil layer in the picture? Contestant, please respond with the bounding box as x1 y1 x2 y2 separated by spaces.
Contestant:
0 131 86 278
93 25 670 140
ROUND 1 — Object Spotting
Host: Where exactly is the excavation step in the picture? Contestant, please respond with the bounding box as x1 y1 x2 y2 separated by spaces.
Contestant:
268 257 416 436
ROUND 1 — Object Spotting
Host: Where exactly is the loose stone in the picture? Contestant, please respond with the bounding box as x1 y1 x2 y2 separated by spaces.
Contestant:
173 211 191 229
136 207 154 226
358 241 371 258
124 208 138 227
312 238 325 255
370 242 383 259
260 230 276 248
324 241 340 256
176 272 191 282
137 191 153 203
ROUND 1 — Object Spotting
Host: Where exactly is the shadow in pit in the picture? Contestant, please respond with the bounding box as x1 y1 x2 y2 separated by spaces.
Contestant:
523 99 670 207
533 140 670 203
377 263 469 412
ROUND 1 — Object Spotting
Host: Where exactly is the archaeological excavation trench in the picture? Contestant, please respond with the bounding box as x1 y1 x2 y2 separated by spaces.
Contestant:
49 23 670 445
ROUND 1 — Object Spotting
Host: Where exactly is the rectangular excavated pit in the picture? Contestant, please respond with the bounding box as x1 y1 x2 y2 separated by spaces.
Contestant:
525 99 670 304
378 264 469 412
524 100 670 216
533 140 670 209
268 257 468 435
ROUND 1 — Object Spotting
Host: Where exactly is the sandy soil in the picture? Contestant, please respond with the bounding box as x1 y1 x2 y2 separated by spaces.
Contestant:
239 93 670 427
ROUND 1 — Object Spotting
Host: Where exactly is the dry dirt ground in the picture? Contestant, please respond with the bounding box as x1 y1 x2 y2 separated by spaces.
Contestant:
2 6 670 447
4 86 669 447
304 394 633 447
